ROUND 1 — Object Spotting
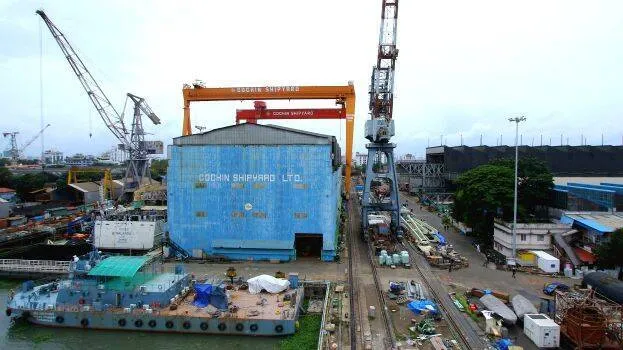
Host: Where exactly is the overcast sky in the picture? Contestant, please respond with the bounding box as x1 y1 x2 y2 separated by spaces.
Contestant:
1 0 622 159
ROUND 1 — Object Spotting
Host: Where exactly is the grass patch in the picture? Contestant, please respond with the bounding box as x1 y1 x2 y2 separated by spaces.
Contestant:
279 314 322 350
456 295 479 322
0 279 22 289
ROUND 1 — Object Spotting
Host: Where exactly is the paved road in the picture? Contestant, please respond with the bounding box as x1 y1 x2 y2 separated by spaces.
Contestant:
401 194 570 349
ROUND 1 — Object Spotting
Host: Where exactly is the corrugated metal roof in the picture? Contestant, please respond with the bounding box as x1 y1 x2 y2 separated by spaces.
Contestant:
173 123 336 146
562 212 623 233
88 256 149 278
529 250 558 261
68 182 100 193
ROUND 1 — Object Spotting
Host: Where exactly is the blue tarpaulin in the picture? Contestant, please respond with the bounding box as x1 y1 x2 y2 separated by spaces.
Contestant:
193 283 212 307
407 300 438 315
435 233 447 245
495 338 512 350
209 285 229 310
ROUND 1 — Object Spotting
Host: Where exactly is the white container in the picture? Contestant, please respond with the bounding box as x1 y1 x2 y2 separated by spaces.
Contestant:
378 254 385 265
380 250 387 256
123 307 131 313
530 250 560 273
523 314 560 348
385 255 393 265
146 308 153 314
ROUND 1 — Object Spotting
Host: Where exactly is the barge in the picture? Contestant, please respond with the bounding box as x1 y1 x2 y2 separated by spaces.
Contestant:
5 252 303 335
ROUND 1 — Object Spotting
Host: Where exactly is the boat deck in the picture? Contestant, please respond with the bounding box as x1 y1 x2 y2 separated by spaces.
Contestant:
158 289 299 320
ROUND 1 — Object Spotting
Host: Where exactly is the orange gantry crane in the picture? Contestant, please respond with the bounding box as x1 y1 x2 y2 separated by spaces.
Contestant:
235 101 346 124
182 83 356 192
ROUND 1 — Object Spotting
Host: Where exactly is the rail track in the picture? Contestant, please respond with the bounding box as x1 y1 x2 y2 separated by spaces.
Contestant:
347 194 397 349
400 240 486 350
347 195 358 349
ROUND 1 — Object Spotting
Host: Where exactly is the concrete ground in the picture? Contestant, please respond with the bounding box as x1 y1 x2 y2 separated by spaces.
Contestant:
401 193 578 349
164 257 346 283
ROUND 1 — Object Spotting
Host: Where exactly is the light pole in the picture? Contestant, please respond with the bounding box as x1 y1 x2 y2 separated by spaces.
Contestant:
508 116 526 266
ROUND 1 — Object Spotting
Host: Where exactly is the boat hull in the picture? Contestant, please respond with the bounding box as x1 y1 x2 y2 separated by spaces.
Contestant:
17 309 296 336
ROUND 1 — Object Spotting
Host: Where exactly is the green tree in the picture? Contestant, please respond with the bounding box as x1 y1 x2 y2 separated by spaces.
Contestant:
12 173 47 199
452 164 515 243
489 157 554 217
150 159 168 181
595 229 623 280
0 167 13 188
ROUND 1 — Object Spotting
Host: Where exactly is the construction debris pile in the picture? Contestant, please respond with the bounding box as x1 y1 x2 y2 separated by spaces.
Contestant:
555 288 622 349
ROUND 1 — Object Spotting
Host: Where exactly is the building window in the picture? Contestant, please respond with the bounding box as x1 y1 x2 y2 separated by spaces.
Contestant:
232 211 245 218
231 183 244 189
294 212 308 219
537 235 544 241
252 183 265 189
195 181 206 188
293 183 309 190
252 211 267 219
195 211 207 217
520 234 527 241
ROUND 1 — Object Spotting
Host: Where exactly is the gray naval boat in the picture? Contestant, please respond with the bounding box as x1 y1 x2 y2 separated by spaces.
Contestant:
5 251 303 335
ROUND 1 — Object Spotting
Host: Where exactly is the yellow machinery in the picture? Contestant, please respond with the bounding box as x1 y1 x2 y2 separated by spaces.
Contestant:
67 167 113 200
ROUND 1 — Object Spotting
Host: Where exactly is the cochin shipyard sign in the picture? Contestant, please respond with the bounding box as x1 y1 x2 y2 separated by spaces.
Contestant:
198 173 302 182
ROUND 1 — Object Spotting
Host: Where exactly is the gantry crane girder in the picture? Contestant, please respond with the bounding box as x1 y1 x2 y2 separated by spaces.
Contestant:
235 101 345 124
182 84 356 192
67 166 113 201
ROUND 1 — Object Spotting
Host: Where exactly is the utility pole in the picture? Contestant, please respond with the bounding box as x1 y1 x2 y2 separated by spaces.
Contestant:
508 116 526 266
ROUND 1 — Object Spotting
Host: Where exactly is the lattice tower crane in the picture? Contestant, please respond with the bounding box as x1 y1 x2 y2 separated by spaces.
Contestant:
2 132 19 161
36 10 160 193
3 124 51 161
361 0 403 239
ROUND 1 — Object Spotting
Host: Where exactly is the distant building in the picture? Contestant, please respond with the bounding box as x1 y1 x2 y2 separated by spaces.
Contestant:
426 145 623 186
65 153 94 167
493 221 572 260
43 149 64 164
355 152 368 167
557 212 623 268
0 188 16 201
552 180 623 212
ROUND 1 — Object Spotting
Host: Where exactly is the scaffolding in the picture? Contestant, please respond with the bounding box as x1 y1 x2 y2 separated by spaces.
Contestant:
555 289 622 349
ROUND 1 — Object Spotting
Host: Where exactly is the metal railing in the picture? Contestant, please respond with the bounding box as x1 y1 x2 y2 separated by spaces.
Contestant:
0 259 70 273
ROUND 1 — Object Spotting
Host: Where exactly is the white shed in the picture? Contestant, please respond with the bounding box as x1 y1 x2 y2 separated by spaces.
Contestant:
530 250 560 273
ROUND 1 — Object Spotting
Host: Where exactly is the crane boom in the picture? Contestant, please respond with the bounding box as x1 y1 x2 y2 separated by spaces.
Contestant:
20 124 51 153
370 0 399 122
36 10 130 148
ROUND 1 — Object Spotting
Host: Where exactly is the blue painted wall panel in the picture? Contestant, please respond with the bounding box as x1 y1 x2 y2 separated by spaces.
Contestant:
168 144 338 261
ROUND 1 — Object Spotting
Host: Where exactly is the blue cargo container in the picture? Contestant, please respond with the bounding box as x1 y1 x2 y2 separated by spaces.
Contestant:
168 123 342 262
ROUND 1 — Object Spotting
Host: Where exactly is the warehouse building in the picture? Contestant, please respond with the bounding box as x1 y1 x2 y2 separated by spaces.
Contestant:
167 123 342 262
426 145 623 185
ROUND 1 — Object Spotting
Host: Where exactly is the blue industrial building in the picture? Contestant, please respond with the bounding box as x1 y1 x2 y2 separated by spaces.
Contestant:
553 182 623 212
167 123 342 262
